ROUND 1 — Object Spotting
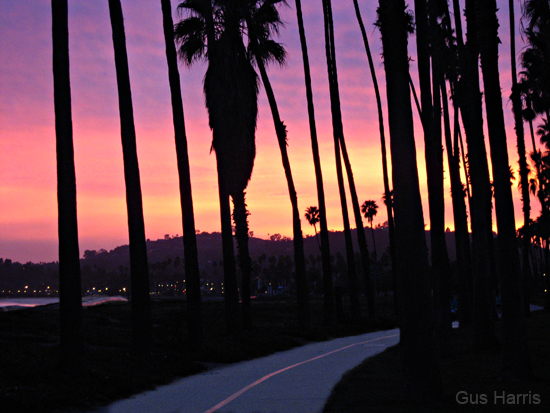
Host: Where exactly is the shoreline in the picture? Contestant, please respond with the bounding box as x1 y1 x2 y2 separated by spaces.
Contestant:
0 295 128 311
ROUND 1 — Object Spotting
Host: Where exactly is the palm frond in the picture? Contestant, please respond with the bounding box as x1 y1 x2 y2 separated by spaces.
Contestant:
177 0 212 18
174 17 207 64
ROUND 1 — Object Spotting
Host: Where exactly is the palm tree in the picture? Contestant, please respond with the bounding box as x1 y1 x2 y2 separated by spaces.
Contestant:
175 0 270 330
454 0 496 352
475 0 531 380
108 0 152 356
439 0 473 328
52 0 83 371
246 0 309 329
413 0 453 355
161 0 202 342
322 0 361 320
522 0 550 314
377 0 443 401
294 0 334 325
522 0 550 221
361 200 378 260
352 0 394 316
305 206 321 250
509 0 532 318
521 0 550 120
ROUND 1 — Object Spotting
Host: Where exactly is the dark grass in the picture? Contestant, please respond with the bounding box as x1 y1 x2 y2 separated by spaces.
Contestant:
0 296 397 413
323 309 550 412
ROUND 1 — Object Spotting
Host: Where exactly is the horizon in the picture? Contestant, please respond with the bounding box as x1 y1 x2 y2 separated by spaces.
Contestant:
1 0 533 263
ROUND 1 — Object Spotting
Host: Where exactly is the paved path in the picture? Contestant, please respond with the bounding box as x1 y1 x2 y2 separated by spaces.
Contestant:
94 328 400 413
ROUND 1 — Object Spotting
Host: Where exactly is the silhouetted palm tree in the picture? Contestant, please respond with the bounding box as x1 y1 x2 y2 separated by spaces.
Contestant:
177 0 255 330
304 206 320 232
353 0 392 316
108 0 152 356
439 0 473 328
361 200 378 260
455 0 496 351
247 0 309 329
322 0 361 320
378 0 443 401
305 206 321 250
509 0 532 318
161 0 202 342
52 0 83 371
521 0 550 120
522 0 550 238
413 0 453 355
294 0 334 325
475 0 531 380
175 0 274 330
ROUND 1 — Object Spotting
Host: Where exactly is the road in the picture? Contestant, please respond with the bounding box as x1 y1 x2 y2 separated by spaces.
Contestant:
94 328 400 413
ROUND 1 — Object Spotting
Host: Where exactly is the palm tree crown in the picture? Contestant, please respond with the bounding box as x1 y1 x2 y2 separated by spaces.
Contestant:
361 200 379 226
175 0 287 196
304 206 320 229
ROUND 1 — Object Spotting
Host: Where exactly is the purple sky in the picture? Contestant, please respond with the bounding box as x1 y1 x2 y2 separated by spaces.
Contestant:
0 0 530 263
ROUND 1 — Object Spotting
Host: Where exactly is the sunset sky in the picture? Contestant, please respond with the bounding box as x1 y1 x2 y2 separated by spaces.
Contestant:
0 0 532 263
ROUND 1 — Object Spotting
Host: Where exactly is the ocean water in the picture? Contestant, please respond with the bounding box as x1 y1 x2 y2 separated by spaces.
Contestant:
0 296 127 310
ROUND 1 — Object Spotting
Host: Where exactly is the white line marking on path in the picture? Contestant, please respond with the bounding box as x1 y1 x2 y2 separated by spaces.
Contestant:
203 333 399 413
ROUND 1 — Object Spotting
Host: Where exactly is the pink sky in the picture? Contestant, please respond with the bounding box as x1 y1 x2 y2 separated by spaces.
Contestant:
0 0 533 263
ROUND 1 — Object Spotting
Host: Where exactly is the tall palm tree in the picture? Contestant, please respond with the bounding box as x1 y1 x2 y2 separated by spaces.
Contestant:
377 0 443 401
509 0 532 318
522 0 550 240
413 0 452 355
246 0 309 329
439 0 473 328
176 0 255 331
455 0 496 352
475 0 531 380
353 0 394 316
108 0 152 356
322 0 361 320
521 0 550 120
361 200 378 260
294 0 334 325
52 0 83 371
176 0 282 330
161 0 202 342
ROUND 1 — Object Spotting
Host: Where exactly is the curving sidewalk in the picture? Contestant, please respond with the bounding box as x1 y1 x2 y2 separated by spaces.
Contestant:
93 328 400 413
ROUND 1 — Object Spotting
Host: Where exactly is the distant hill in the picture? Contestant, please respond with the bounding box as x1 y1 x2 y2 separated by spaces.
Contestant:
1 228 461 297
80 226 459 271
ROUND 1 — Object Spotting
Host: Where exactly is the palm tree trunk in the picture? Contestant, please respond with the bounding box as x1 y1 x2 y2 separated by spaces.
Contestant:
322 0 361 320
108 0 152 356
217 169 240 333
436 1 474 327
232 192 252 329
352 0 396 316
475 0 531 379
456 0 496 352
378 0 443 401
52 0 83 372
508 0 532 319
294 0 334 325
339 135 375 317
456 104 473 215
161 0 202 342
415 0 453 356
257 60 310 329
443 80 473 327
370 223 378 261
